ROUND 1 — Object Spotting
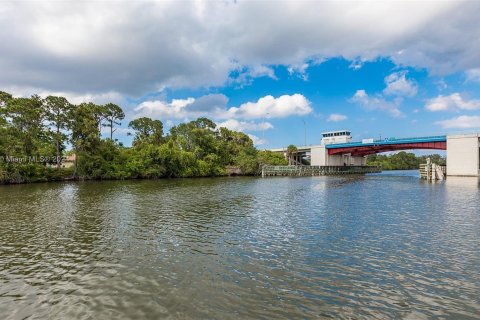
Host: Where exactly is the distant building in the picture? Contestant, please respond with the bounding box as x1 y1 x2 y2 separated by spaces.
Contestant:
47 154 76 169
62 154 76 168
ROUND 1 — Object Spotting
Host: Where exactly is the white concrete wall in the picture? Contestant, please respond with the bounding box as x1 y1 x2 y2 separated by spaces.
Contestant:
350 156 367 166
310 145 327 165
310 145 367 166
447 134 480 176
327 154 345 166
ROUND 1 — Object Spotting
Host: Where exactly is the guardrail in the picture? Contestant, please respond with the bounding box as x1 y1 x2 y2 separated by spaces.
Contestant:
261 165 382 177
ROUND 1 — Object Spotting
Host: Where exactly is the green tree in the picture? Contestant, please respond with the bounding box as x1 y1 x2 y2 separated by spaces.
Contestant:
257 150 288 166
128 117 163 145
44 96 73 168
366 151 445 170
104 103 125 140
286 144 298 165
2 95 47 157
70 103 103 177
0 91 13 108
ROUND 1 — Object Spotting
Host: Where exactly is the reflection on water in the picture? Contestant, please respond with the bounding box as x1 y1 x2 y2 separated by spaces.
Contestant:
0 171 479 319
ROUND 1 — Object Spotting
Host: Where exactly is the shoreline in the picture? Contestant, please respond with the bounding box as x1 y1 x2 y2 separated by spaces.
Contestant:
0 168 427 186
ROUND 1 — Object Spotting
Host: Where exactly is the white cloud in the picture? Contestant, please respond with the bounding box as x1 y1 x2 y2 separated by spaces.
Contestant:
287 63 310 80
349 90 403 117
383 71 418 97
1 1 479 97
436 115 480 129
465 68 480 82
3 86 126 106
135 93 311 120
230 64 277 87
227 94 312 119
327 114 347 122
349 59 364 70
425 93 480 111
217 119 273 132
248 134 267 146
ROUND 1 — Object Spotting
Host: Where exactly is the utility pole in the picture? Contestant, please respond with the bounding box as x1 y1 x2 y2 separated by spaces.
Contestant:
262 112 269 149
302 119 306 146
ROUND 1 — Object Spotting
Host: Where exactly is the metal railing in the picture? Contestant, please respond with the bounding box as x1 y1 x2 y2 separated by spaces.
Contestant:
326 135 447 149
261 165 381 177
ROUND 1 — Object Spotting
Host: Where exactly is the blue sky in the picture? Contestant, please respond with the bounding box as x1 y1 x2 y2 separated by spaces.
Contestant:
1 1 480 149
125 57 480 149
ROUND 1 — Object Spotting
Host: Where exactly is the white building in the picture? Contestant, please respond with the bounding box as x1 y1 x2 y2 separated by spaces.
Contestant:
312 131 366 166
320 130 352 145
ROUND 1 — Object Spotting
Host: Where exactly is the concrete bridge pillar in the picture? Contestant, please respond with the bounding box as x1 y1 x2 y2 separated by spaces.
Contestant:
446 133 480 177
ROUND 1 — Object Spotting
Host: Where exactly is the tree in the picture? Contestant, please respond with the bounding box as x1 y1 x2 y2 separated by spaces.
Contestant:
128 117 163 145
2 95 46 156
286 144 298 165
0 89 295 183
44 96 73 168
366 151 446 170
70 103 103 176
0 91 12 108
193 117 216 130
257 150 288 166
104 103 125 140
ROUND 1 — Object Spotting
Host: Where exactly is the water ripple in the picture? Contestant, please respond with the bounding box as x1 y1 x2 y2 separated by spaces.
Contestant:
0 174 479 319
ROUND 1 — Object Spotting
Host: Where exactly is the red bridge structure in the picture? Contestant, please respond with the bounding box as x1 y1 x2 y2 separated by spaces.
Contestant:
326 136 447 156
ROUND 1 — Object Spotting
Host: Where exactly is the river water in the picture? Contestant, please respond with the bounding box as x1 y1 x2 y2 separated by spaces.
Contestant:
0 171 479 319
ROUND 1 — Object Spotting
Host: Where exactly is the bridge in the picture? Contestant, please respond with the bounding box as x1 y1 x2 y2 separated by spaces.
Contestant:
326 135 446 156
270 132 479 177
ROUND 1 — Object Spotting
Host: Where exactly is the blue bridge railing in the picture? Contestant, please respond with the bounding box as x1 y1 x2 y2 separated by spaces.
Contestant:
326 135 447 149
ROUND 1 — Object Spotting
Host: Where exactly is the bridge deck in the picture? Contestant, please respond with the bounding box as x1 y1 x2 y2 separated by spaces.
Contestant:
326 135 447 149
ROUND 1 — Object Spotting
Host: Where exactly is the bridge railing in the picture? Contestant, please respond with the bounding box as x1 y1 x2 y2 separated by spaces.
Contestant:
261 165 382 177
326 135 447 148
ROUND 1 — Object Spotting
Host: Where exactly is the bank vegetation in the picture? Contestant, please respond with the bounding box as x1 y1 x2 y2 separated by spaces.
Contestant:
0 91 286 184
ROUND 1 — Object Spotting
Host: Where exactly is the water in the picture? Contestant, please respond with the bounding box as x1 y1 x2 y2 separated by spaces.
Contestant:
0 171 479 319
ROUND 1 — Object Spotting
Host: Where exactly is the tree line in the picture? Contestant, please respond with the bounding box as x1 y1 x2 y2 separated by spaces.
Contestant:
0 91 286 184
366 152 446 170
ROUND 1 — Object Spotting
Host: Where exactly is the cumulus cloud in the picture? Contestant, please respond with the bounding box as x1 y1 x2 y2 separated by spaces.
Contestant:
350 90 403 117
217 119 273 132
383 71 418 97
134 93 231 119
1 1 479 97
436 115 480 129
135 93 311 120
425 93 480 111
226 94 312 119
327 114 347 122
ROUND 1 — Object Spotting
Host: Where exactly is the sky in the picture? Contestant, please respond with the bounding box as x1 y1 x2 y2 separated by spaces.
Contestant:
1 1 480 148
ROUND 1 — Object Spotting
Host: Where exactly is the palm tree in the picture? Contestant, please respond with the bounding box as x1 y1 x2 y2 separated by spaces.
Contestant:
286 144 298 165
